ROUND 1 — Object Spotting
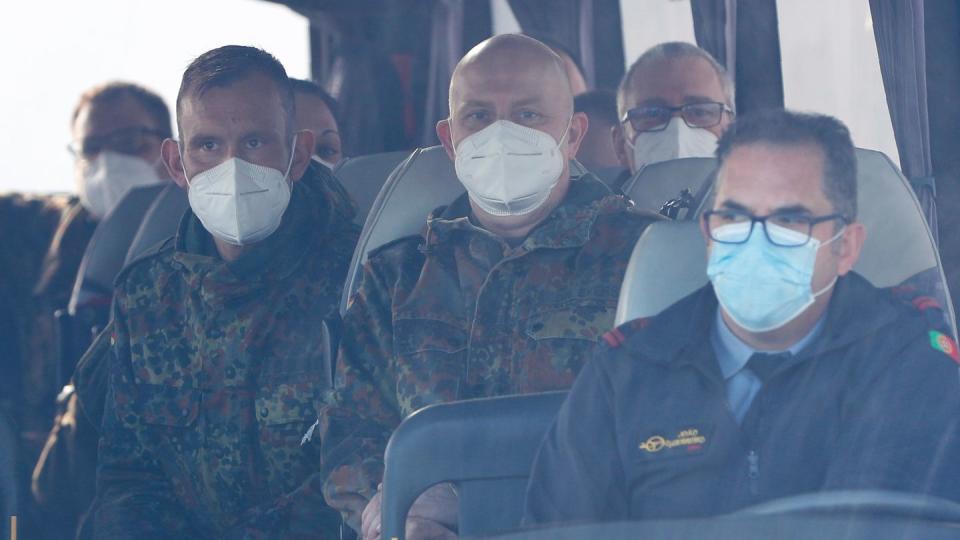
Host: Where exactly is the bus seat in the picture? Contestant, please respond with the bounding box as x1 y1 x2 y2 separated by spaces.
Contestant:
123 183 189 265
68 183 166 314
340 146 464 315
57 183 165 387
381 391 567 540
332 150 411 224
621 157 718 216
591 165 629 188
340 146 594 315
616 148 957 340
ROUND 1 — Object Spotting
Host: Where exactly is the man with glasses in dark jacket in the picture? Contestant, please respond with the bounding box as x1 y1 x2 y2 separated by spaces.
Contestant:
525 109 960 525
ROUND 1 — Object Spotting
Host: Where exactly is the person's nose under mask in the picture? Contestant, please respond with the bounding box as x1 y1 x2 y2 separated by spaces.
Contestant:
628 117 719 170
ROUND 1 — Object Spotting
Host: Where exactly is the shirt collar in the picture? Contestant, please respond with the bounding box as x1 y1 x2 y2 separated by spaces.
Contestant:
711 307 826 380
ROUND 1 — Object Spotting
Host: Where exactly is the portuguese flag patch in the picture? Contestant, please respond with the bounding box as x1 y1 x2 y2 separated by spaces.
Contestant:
929 330 960 364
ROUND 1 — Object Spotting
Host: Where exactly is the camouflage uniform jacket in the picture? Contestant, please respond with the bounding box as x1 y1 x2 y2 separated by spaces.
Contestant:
318 175 662 528
92 165 359 539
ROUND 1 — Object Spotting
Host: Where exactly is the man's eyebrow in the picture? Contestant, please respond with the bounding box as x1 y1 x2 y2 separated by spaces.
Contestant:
636 97 671 108
460 99 495 109
770 204 815 215
319 129 339 137
718 200 750 212
510 97 546 108
186 133 218 146
682 95 721 104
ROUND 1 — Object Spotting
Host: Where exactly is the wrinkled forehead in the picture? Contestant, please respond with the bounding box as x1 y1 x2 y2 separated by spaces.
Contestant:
626 55 726 108
450 52 571 112
714 142 832 215
179 74 288 137
74 94 155 139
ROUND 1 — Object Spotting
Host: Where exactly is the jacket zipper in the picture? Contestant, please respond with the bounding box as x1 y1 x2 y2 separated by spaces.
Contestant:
747 450 760 496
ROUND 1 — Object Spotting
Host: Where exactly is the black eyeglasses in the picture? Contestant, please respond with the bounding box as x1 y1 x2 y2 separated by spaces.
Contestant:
703 209 849 247
68 126 166 160
622 102 732 133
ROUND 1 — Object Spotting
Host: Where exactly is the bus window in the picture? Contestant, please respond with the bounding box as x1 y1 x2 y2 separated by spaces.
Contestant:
778 0 901 166
619 0 696 66
0 0 309 194
490 0 522 35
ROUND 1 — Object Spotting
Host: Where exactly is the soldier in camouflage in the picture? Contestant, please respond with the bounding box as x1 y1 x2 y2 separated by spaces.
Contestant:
89 46 359 539
317 34 661 539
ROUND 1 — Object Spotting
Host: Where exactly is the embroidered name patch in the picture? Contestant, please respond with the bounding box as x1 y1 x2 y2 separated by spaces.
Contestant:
638 426 711 459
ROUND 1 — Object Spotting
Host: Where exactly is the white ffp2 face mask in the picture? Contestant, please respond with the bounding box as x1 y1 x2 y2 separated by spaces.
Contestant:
185 136 297 246
79 151 165 219
628 117 718 170
453 120 568 217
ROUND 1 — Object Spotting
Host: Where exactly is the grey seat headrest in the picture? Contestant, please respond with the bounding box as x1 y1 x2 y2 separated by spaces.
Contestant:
332 151 411 225
616 149 955 336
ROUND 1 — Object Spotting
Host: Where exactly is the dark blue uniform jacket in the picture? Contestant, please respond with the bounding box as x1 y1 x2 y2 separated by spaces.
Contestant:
524 272 960 525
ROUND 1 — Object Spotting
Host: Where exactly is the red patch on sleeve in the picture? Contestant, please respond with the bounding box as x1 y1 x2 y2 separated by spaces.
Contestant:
912 296 942 312
602 328 626 348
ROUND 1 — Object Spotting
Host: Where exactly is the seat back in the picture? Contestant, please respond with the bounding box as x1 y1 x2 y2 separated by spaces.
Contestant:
332 150 411 225
124 183 189 265
339 146 465 315
621 157 718 217
381 391 567 540
616 149 956 339
69 183 165 313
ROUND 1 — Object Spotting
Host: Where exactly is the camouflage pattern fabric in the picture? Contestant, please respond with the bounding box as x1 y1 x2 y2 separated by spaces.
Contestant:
90 164 359 539
318 175 662 530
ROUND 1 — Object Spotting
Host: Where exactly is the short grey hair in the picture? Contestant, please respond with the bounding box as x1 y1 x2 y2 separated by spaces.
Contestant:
617 41 735 119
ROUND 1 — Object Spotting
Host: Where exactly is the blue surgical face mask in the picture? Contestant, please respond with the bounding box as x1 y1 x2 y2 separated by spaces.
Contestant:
707 221 845 333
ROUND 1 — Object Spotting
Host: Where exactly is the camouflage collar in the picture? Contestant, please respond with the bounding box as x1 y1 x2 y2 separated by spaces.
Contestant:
170 165 345 305
422 174 629 252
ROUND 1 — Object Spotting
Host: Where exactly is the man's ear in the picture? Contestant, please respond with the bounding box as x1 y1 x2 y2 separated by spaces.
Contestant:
564 112 589 160
836 222 866 276
437 119 455 161
161 138 189 190
288 129 316 182
611 124 632 172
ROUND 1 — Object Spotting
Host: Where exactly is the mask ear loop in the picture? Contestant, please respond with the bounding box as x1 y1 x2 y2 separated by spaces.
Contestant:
177 142 194 186
811 224 848 297
283 133 299 181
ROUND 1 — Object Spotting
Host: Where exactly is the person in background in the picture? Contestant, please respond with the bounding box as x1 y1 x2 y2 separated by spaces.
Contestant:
573 89 626 185
524 109 960 525
292 78 344 167
89 45 358 538
613 42 734 175
0 81 171 540
318 34 660 540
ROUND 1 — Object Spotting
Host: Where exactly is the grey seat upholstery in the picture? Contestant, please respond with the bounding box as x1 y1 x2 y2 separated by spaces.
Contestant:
69 183 166 312
621 157 718 216
123 182 189 265
332 150 411 225
381 391 567 540
339 146 594 315
615 148 957 340
340 146 464 315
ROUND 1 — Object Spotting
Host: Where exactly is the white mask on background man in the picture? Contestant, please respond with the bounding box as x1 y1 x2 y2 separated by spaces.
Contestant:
79 151 165 219
454 119 568 217
629 117 718 169
185 135 297 246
